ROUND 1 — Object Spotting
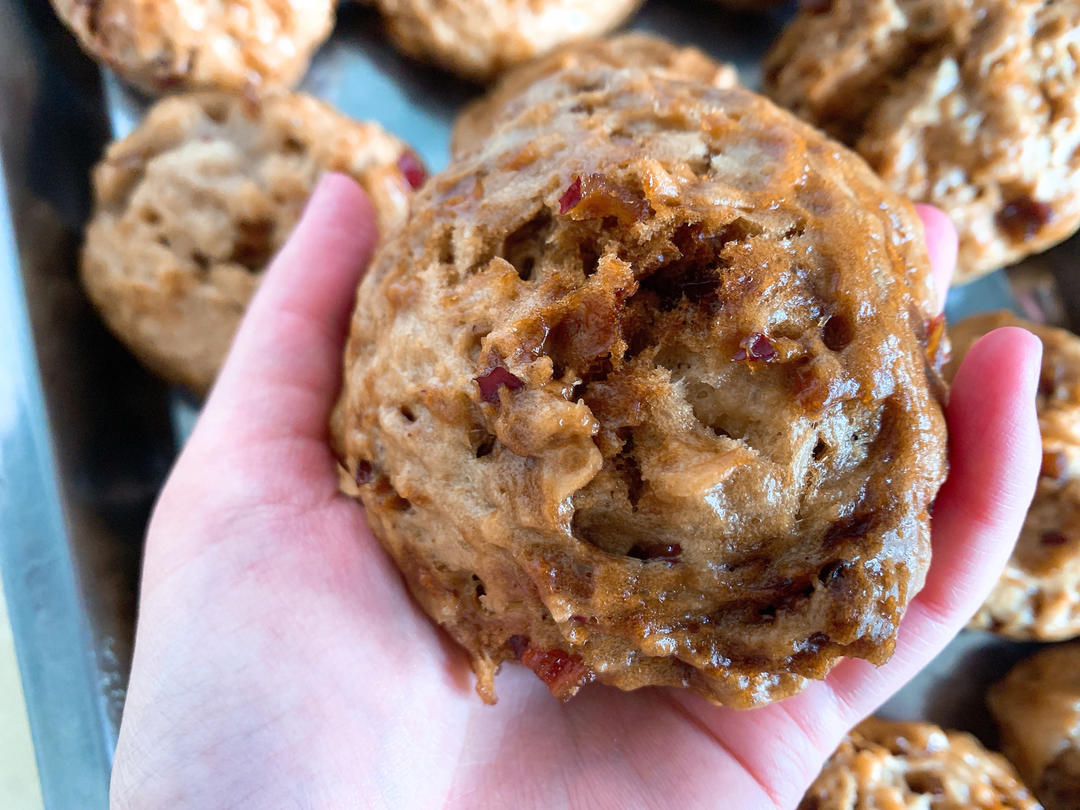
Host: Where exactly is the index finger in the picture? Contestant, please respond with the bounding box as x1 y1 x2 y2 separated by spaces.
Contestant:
915 204 958 314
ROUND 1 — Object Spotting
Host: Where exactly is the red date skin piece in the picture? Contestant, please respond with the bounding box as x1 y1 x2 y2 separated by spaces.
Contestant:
559 174 653 223
559 176 583 214
475 366 524 403
355 460 374 486
732 333 776 362
398 151 428 190
508 635 593 700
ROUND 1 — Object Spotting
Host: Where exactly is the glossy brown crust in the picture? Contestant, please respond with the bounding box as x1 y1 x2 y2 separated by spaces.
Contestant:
801 718 1040 809
763 0 1080 284
81 91 419 395
332 67 947 707
948 312 1080 639
376 0 643 81
450 34 738 158
989 644 1080 810
50 0 333 94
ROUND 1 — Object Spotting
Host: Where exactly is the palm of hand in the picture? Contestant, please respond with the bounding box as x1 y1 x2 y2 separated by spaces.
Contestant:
111 178 1041 810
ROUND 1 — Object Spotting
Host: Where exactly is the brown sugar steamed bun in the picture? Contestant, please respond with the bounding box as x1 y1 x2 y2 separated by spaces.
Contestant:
989 643 1080 810
375 0 643 81
949 312 1080 640
50 0 334 94
763 0 1080 284
331 66 948 706
450 33 738 157
801 718 1040 809
81 91 423 395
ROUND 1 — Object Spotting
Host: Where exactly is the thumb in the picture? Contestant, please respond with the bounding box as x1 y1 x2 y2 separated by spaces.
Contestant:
195 172 377 450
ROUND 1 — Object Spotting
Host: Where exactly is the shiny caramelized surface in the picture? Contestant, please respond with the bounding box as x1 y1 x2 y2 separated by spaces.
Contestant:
332 66 947 706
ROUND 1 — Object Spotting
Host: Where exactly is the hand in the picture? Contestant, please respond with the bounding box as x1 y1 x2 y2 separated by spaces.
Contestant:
110 176 1041 810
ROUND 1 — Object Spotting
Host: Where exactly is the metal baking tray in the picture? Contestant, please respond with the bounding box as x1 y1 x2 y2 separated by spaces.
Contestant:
1 0 1076 804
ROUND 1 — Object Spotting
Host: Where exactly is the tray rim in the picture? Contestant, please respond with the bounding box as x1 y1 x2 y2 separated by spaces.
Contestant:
0 158 113 807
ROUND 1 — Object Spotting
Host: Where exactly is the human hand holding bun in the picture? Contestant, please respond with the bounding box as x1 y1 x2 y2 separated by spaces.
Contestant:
110 156 1040 810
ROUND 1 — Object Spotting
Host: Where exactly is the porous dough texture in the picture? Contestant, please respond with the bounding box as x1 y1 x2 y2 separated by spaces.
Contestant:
331 66 948 707
948 312 1080 640
989 644 1080 810
50 0 334 94
375 0 643 80
81 91 421 395
801 718 1040 809
450 33 738 157
763 0 1080 284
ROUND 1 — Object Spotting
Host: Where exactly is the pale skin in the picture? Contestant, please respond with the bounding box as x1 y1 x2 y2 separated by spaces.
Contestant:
111 174 1042 809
